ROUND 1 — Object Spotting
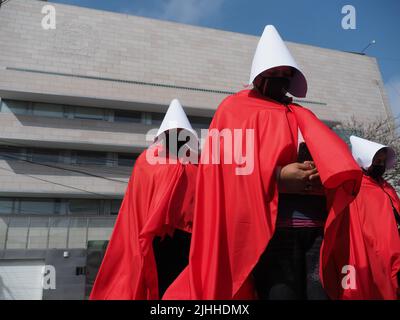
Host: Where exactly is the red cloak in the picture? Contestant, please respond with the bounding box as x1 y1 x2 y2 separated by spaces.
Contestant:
323 174 400 299
163 89 362 300
89 144 197 300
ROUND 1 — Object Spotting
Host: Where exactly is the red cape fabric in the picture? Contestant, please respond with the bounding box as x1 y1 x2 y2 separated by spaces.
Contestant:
323 174 400 299
163 89 362 300
89 145 197 300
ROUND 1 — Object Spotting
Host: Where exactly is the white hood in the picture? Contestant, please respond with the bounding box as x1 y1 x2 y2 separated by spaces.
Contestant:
155 98 198 142
350 135 396 170
249 25 308 98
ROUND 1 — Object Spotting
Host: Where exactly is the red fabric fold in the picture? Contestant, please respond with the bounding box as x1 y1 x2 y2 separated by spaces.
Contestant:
163 89 362 300
89 145 197 300
323 174 400 299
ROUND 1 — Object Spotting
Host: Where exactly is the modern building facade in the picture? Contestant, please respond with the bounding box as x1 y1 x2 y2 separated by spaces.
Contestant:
0 0 393 299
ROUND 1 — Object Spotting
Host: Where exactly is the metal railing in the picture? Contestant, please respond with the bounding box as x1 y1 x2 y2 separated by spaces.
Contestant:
0 215 116 250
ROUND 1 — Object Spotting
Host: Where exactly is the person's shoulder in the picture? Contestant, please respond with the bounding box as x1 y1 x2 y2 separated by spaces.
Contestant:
211 89 251 123
290 102 316 116
135 145 167 169
363 175 397 194
135 148 149 165
129 149 150 178
215 89 283 118
136 147 185 176
217 89 252 109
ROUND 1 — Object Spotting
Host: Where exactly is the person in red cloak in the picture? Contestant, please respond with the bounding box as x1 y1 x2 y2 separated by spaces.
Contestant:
163 25 362 300
89 99 199 300
322 135 400 299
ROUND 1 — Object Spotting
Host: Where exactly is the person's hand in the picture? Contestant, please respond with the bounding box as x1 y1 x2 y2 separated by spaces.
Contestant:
278 161 323 194
305 161 325 194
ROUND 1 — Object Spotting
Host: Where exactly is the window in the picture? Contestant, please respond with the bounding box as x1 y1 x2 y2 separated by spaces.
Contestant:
114 110 143 123
30 148 61 163
85 240 109 298
68 199 100 215
32 102 64 118
150 112 165 126
0 100 30 115
117 153 136 167
1 100 178 129
110 200 122 215
0 198 14 214
0 216 9 249
2 146 139 168
75 151 108 166
19 199 61 215
74 107 106 121
0 146 24 161
188 115 212 129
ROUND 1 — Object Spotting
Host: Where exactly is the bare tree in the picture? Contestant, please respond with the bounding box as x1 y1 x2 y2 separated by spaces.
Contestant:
333 116 400 193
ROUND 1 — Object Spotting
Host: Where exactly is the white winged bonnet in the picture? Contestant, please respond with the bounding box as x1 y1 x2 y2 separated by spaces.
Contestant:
249 25 308 98
350 135 396 170
155 98 198 146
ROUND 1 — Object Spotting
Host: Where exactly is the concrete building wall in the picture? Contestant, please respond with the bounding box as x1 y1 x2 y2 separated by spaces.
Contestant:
0 159 129 198
0 111 150 152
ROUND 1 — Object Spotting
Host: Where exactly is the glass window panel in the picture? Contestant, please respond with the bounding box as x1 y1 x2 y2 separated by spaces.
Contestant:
0 198 14 214
68 217 87 249
150 112 164 126
1 100 29 115
188 115 212 129
68 199 100 215
32 103 64 118
28 217 49 249
75 151 107 166
31 149 61 163
57 200 68 215
0 146 23 161
88 218 115 241
85 240 109 299
110 200 122 215
48 217 68 249
6 217 29 249
114 110 142 123
74 107 105 120
117 153 136 167
0 216 9 249
19 199 58 215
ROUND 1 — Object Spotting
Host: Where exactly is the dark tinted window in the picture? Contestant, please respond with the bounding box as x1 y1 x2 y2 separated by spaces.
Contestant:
75 151 108 166
117 153 137 167
114 110 142 123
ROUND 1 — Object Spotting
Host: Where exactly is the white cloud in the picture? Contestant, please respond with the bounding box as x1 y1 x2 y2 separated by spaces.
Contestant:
385 76 400 119
137 0 225 24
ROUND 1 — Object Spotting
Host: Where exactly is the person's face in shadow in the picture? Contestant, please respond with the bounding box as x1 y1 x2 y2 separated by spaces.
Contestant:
367 148 387 180
254 66 294 103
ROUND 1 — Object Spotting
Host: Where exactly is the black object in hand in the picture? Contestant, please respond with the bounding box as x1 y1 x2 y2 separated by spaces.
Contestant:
297 142 313 163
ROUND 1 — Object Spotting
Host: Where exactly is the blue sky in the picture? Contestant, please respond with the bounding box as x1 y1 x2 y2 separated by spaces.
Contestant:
50 0 400 117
